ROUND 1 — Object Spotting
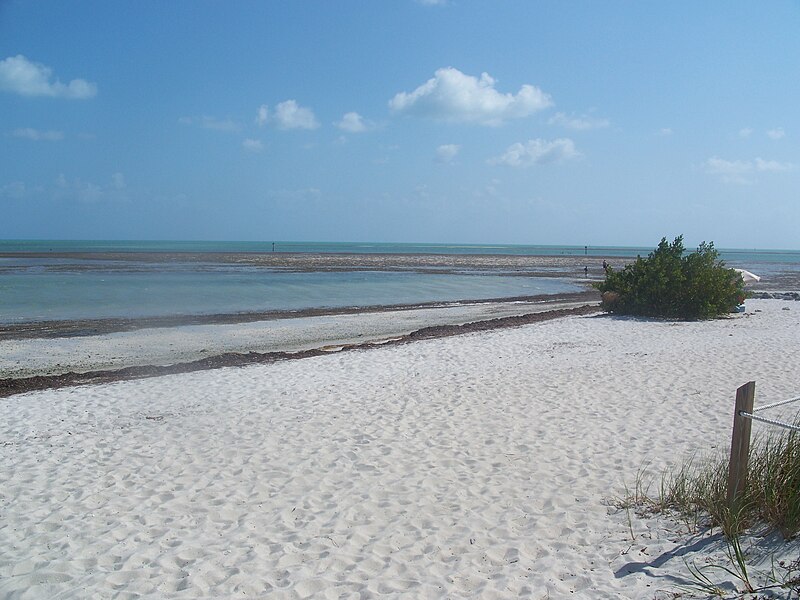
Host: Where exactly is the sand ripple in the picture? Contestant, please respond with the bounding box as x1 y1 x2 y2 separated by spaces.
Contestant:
1 300 799 598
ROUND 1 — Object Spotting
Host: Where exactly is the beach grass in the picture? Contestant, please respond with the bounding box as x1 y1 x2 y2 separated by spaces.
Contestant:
678 415 798 540
625 413 800 539
617 414 800 596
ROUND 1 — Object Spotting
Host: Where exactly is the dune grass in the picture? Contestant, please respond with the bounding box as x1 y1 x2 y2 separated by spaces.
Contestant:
663 415 800 540
619 413 799 539
616 414 800 596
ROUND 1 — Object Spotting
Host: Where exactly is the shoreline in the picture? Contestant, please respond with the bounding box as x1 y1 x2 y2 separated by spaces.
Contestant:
0 303 599 398
0 290 597 340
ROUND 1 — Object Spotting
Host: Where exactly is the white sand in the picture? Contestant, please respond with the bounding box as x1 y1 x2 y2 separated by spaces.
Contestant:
1 299 799 599
0 299 589 379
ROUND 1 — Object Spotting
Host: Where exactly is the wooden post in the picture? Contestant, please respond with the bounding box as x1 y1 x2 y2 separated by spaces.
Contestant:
727 381 756 508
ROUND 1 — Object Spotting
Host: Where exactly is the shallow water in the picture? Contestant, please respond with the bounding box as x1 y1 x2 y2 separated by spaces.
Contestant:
3 239 797 323
0 257 580 323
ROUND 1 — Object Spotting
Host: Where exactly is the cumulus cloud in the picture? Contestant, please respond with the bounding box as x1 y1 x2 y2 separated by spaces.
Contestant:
658 128 673 136
738 127 753 138
489 138 579 167
389 67 552 126
416 0 447 5
257 100 319 130
0 55 96 99
178 115 241 132
335 111 374 133
242 138 264 152
548 112 609 130
705 156 795 184
256 101 319 130
436 144 461 163
12 127 64 141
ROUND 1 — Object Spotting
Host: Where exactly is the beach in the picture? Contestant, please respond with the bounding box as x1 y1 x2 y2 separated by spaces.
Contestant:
3 246 799 394
2 298 798 598
0 294 596 395
6 0 800 596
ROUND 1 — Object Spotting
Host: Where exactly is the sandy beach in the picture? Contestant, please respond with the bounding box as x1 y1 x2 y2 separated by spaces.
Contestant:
1 299 798 598
6 1 800 597
0 294 596 395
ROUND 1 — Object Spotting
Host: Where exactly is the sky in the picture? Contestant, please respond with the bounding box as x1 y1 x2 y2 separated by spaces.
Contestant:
1 1 799 249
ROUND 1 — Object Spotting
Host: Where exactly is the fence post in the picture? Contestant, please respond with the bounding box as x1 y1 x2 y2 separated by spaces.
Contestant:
726 381 756 509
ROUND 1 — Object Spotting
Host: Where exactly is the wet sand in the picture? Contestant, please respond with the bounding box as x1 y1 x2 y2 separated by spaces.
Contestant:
0 300 598 397
0 250 624 274
0 291 597 341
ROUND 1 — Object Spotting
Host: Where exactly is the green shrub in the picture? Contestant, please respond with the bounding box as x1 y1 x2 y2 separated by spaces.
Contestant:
594 236 745 319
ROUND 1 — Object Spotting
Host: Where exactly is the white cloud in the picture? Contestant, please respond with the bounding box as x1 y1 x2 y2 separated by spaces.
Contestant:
705 156 795 184
548 112 609 130
0 55 96 99
335 111 373 133
755 158 793 172
272 100 319 130
416 0 447 5
436 144 461 163
12 127 64 141
489 138 579 167
256 105 269 126
256 101 319 130
658 128 673 136
738 127 786 140
705 157 756 185
242 138 264 152
178 115 241 132
389 67 553 126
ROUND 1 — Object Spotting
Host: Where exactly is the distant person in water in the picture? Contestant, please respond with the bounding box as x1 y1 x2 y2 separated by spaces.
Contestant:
584 266 588 277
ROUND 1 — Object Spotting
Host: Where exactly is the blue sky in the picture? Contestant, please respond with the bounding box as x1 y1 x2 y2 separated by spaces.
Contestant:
1 1 798 249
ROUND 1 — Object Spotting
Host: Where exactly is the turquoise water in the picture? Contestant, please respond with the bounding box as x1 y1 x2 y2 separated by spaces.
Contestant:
0 257 580 323
2 239 797 324
3 239 800 263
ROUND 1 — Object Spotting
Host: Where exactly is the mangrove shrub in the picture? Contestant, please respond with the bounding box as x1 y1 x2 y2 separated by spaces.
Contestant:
594 236 745 319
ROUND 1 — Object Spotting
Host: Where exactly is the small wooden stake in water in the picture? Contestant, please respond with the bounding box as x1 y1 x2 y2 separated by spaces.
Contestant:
727 381 756 508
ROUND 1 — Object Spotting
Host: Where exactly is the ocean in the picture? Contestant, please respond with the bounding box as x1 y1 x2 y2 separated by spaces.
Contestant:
3 239 800 262
1 240 798 324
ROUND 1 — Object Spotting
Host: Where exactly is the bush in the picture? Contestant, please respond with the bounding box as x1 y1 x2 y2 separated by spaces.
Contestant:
594 236 745 319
